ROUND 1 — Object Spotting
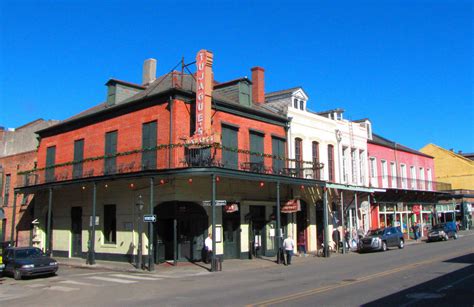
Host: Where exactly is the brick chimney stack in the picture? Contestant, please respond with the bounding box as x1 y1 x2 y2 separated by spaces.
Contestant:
142 58 157 86
251 67 265 104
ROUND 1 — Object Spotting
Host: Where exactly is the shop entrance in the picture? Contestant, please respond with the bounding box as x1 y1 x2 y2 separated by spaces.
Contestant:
154 202 208 263
223 208 240 259
316 200 324 248
296 200 308 252
71 207 82 257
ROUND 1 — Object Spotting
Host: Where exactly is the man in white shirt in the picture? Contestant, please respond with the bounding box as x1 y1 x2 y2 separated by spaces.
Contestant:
204 233 212 264
282 235 295 265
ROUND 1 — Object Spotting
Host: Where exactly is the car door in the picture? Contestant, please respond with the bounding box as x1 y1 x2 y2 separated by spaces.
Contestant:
4 249 14 274
385 228 395 247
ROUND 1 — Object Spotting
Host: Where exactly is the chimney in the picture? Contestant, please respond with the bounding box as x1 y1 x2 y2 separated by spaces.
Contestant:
251 67 265 104
142 58 157 86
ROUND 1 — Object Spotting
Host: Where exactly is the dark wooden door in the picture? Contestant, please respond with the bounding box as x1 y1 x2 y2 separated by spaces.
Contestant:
223 211 240 259
71 207 82 257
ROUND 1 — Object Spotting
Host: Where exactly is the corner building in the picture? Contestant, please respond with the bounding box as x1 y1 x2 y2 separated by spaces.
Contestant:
16 51 326 266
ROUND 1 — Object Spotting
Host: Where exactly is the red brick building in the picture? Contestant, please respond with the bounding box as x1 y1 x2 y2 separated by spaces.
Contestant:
17 51 325 269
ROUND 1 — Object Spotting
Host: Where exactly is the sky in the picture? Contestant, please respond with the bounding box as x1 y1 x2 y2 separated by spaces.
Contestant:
1 0 473 152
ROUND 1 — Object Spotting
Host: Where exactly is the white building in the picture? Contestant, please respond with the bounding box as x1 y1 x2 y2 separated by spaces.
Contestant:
265 87 375 249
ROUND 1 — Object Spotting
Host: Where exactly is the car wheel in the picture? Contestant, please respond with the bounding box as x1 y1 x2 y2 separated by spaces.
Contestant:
454 233 458 240
382 241 387 251
13 269 22 280
398 239 404 249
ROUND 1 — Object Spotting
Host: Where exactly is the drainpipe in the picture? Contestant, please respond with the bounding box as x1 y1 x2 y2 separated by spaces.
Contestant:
47 188 53 255
323 187 330 257
89 183 96 265
10 192 17 246
148 177 155 271
211 174 217 271
276 181 281 263
169 96 173 168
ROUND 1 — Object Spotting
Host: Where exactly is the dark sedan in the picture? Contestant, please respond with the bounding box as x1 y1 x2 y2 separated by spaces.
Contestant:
2 247 58 280
359 227 405 252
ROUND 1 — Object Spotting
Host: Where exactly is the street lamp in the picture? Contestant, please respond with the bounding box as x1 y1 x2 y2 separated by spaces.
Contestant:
136 195 144 269
335 129 346 254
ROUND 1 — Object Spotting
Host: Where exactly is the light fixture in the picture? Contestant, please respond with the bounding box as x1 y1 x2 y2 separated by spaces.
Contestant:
259 182 265 188
188 178 193 184
136 195 144 211
160 179 166 185
105 184 108 188
216 176 220 182
130 183 134 189
82 186 86 190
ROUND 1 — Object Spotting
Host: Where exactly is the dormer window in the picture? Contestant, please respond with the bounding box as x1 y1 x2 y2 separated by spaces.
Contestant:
294 98 298 109
299 100 304 110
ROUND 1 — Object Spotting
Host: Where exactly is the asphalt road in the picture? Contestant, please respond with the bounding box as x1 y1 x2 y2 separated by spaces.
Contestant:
1 233 473 307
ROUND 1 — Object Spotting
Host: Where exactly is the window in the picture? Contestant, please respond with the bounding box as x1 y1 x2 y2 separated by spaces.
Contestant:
293 98 298 109
400 164 407 189
312 141 320 180
390 162 397 188
249 131 264 165
223 125 239 169
342 146 348 183
73 139 84 179
104 131 118 175
142 121 157 170
45 146 56 182
419 167 425 190
4 174 11 206
295 138 303 176
427 169 433 190
328 145 335 182
410 166 416 189
299 100 304 110
272 137 286 174
381 160 388 188
351 148 357 183
103 204 116 244
369 157 376 178
359 150 365 184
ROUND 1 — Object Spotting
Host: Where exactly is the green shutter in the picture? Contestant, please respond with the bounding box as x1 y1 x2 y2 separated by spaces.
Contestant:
142 121 157 170
105 131 117 174
73 139 84 179
222 125 238 169
45 146 56 182
250 132 264 164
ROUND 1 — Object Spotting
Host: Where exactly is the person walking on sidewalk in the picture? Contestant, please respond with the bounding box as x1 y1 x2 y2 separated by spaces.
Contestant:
283 235 295 265
204 233 212 264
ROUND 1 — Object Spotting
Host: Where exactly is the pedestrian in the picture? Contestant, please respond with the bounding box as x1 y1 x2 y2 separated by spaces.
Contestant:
412 223 419 241
332 229 340 252
282 235 295 265
204 233 212 264
297 232 306 256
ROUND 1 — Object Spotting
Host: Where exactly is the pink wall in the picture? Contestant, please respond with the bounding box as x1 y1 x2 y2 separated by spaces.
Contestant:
367 142 435 190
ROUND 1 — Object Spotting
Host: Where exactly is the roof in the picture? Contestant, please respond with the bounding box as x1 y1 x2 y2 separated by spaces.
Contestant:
38 71 287 135
421 143 474 165
265 87 302 98
369 134 434 158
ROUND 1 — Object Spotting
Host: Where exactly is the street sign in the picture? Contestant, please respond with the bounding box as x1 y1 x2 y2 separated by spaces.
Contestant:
202 200 227 207
143 214 156 223
89 216 99 227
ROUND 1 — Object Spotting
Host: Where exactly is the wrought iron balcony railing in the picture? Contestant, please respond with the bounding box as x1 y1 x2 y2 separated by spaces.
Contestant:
369 175 451 192
18 143 325 188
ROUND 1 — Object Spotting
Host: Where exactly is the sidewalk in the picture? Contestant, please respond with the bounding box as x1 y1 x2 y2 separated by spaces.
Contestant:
57 230 474 277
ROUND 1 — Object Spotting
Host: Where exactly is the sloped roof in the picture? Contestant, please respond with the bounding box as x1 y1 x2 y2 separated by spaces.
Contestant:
265 87 302 98
421 143 474 165
369 133 433 158
39 72 286 135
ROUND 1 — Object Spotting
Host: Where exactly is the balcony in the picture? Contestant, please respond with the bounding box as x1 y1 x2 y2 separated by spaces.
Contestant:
370 175 451 192
18 143 325 188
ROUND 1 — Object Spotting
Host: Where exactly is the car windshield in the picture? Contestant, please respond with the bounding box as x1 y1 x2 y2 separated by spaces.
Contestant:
367 229 384 236
432 224 445 230
15 248 44 259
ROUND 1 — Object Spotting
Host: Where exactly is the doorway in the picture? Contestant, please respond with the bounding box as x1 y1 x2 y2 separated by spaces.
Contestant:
154 202 208 263
315 200 324 248
223 209 240 259
71 207 82 257
296 200 308 252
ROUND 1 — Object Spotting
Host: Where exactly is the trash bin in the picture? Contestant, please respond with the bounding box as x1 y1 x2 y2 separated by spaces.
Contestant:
213 255 223 271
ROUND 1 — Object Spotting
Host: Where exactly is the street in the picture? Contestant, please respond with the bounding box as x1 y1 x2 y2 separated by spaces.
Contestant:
1 233 473 307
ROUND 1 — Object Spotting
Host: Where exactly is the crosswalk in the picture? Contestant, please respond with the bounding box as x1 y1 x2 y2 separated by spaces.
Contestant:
23 272 163 292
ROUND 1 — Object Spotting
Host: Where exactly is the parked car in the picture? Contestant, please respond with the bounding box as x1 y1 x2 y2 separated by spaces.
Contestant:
427 222 458 242
2 247 58 280
358 226 404 252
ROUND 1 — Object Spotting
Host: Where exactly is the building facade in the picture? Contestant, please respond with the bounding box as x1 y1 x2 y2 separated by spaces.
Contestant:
368 134 450 239
0 119 58 246
15 51 331 269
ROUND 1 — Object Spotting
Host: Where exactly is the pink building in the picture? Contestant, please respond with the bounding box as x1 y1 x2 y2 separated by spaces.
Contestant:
367 134 447 240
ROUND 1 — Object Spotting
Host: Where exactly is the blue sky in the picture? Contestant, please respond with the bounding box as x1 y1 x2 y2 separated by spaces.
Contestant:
1 0 473 152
